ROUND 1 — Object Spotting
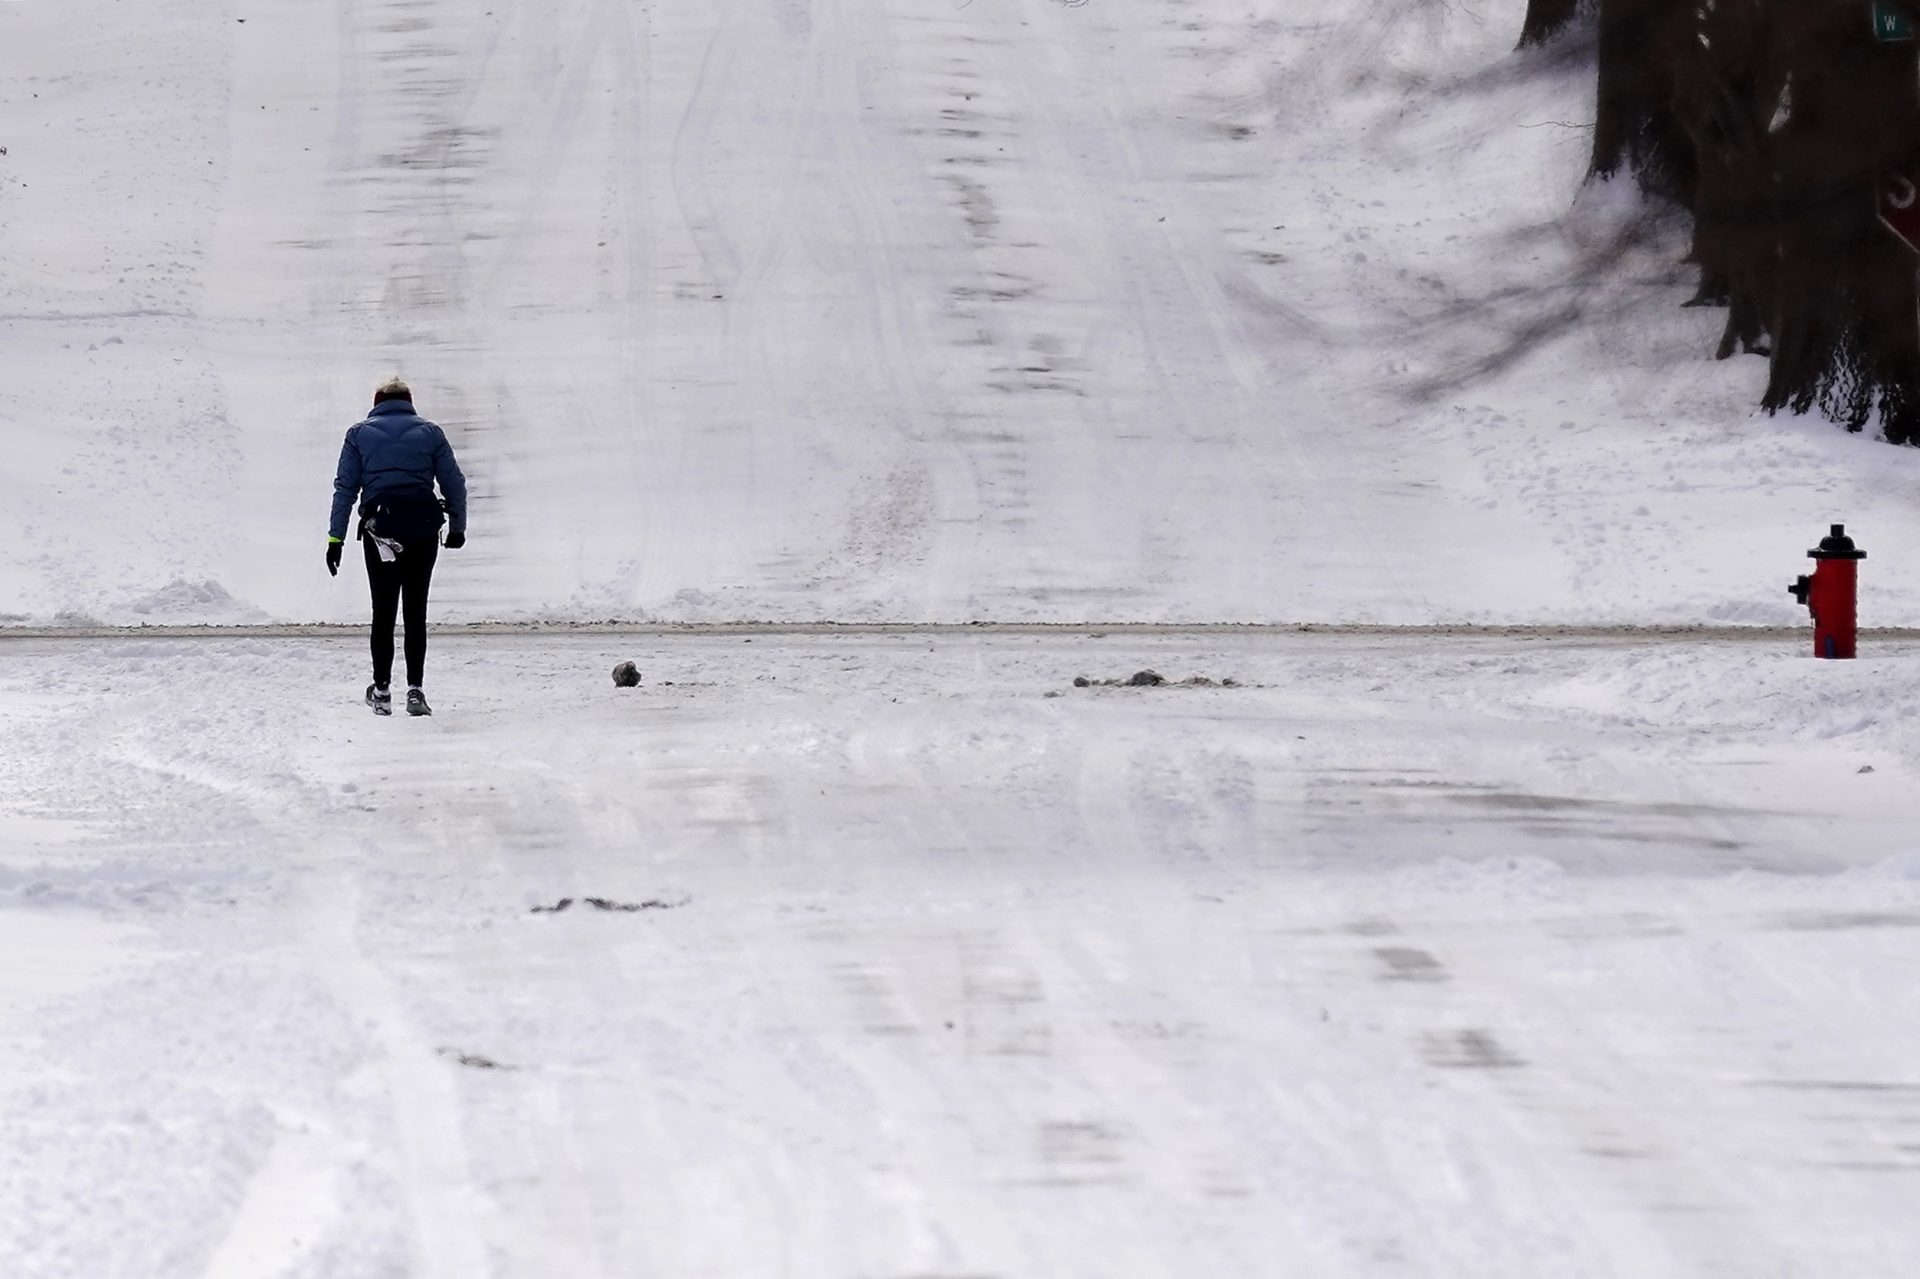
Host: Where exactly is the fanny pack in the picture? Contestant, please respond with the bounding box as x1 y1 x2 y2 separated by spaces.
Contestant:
358 489 446 550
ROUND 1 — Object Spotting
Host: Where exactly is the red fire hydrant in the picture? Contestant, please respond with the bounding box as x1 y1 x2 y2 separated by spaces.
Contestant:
1788 524 1866 659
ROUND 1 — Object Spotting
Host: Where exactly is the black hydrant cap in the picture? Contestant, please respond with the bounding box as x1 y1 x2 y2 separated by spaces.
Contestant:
1809 523 1867 561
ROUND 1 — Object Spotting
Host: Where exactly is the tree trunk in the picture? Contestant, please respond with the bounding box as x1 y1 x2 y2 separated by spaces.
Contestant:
1590 0 1697 205
1761 0 1920 440
1564 0 1920 440
1518 0 1581 48
1671 0 1778 356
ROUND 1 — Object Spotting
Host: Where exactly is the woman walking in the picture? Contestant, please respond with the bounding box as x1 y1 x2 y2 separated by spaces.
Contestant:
325 378 468 716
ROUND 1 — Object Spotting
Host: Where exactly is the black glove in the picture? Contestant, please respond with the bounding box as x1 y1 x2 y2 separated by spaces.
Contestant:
326 541 343 576
443 529 466 549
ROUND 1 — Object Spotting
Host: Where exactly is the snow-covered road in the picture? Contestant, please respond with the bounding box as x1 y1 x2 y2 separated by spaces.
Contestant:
10 0 1920 1272
6 633 1920 1277
10 0 1920 628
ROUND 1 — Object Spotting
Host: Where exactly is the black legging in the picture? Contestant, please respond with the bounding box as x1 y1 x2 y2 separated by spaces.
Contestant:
364 536 440 688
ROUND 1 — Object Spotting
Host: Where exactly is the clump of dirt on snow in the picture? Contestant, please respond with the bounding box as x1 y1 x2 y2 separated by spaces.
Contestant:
436 1047 513 1071
1071 670 1240 689
531 895 690 915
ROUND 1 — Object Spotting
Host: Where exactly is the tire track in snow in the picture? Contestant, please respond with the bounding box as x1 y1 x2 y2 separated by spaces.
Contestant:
829 704 1076 1269
693 4 844 606
890 1 1131 609
607 0 661 612
308 867 491 1279
669 17 746 294
654 5 841 609
1059 705 1770 1275
479 0 623 311
1063 720 1353 1268
1048 0 1422 618
390 728 672 1279
198 1124 350 1279
818 0 989 616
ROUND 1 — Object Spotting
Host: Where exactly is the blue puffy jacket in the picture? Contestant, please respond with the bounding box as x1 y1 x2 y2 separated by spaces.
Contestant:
328 401 468 542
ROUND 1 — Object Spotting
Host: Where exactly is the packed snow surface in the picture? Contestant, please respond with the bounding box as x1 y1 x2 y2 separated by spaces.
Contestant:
6 631 1920 1277
9 0 1920 1275
6 0 1920 626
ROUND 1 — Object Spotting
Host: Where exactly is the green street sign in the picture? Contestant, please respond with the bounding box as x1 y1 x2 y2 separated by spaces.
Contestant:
1875 0 1915 41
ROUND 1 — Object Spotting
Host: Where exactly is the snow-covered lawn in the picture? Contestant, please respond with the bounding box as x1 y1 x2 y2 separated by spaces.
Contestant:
5 632 1920 1276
